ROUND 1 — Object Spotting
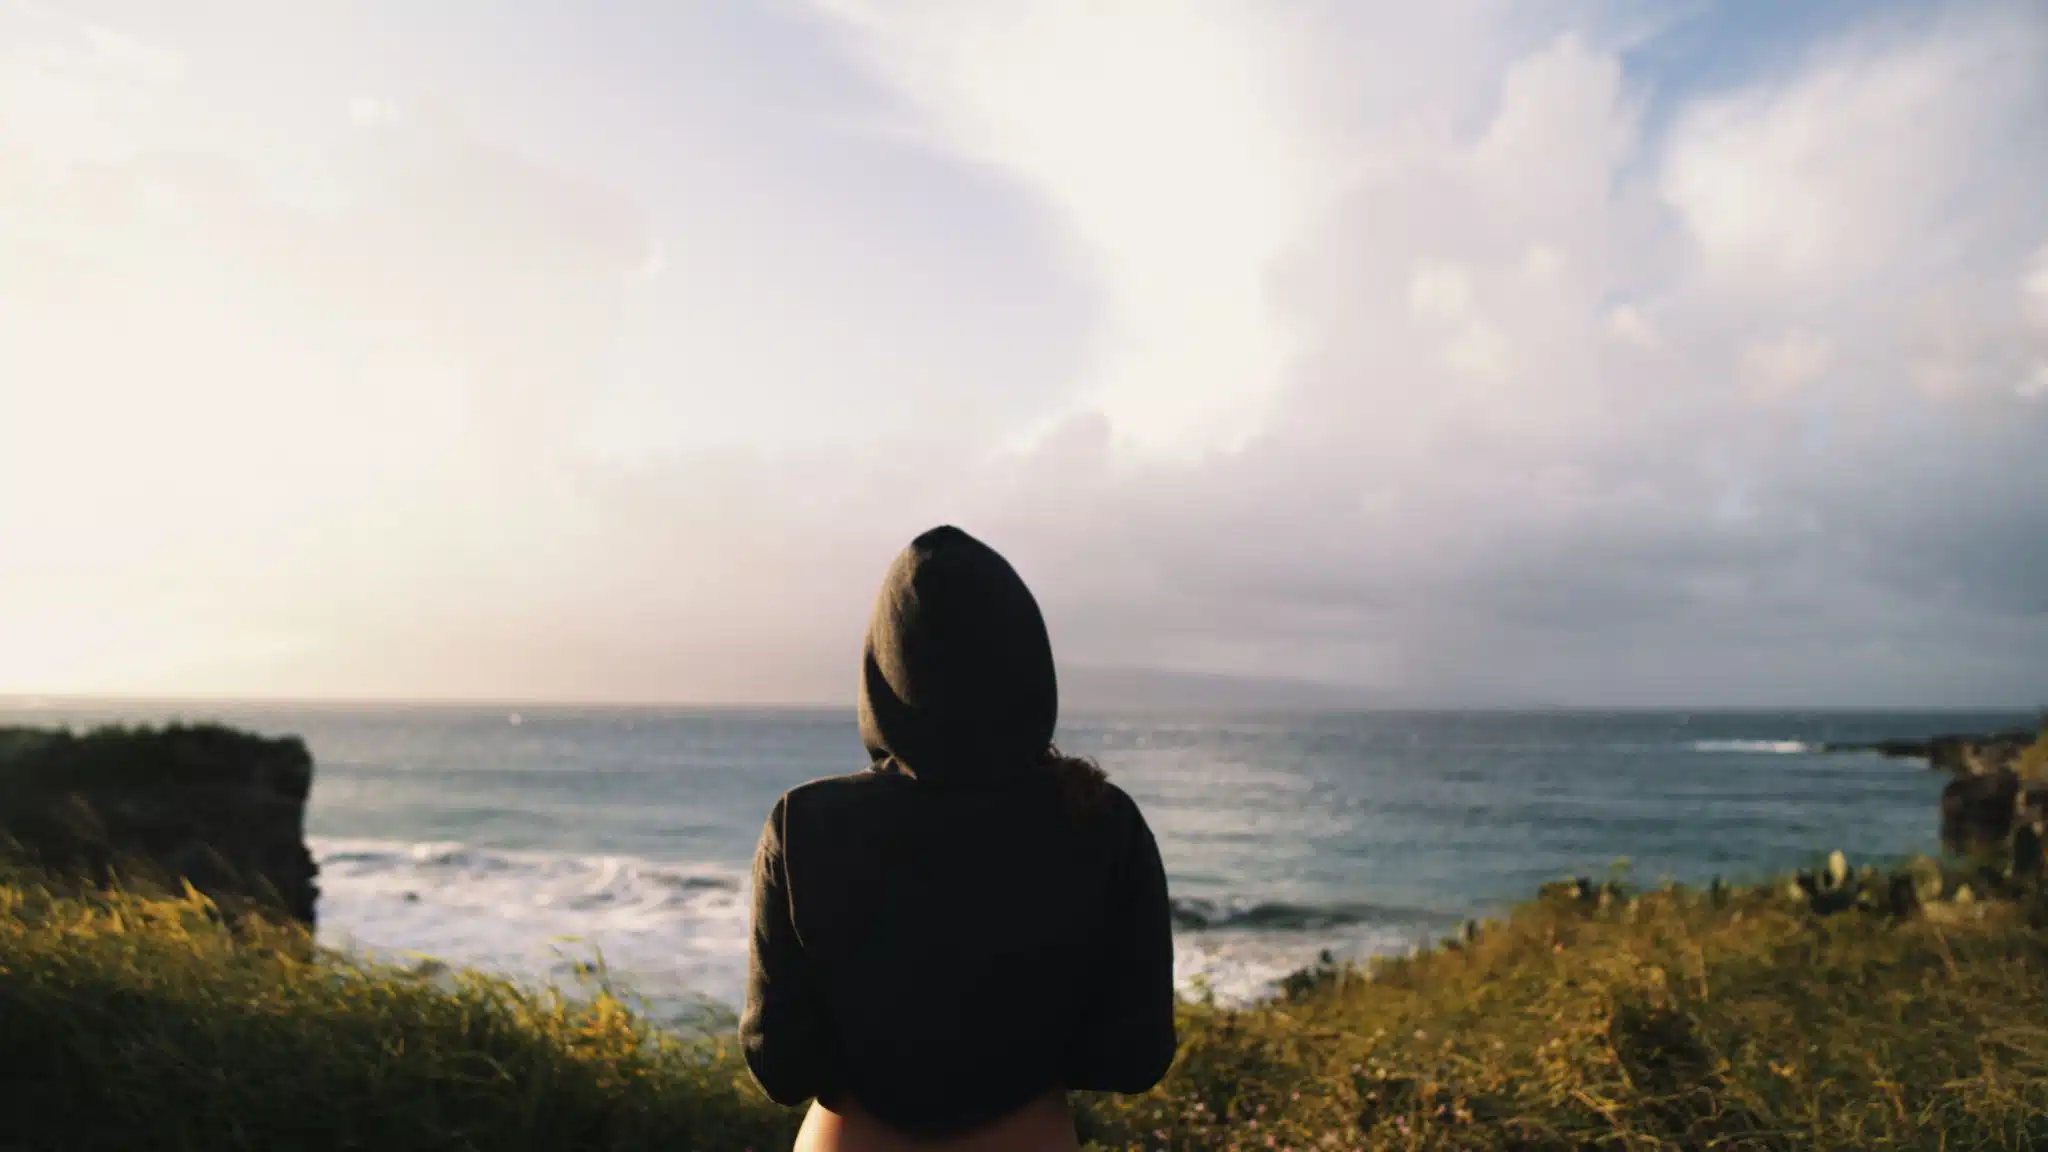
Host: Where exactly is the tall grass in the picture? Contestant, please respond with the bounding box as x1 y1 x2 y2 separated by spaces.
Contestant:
0 868 799 1151
1082 873 2048 1150
2016 726 2048 781
7 859 2048 1150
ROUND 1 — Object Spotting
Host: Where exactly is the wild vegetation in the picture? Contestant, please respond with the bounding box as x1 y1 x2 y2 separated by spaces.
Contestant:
4 728 2047 1150
1082 855 2048 1150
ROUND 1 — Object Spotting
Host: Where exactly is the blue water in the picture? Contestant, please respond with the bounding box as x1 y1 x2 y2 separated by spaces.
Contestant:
1 702 2022 1018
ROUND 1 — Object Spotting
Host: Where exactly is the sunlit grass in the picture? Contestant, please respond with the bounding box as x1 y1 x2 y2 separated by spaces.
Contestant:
0 867 799 1151
2016 726 2048 781
7 857 2048 1150
1083 867 2048 1150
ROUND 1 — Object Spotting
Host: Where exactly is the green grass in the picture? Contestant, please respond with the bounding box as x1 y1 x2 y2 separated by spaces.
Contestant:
0 869 799 1151
7 862 2048 1151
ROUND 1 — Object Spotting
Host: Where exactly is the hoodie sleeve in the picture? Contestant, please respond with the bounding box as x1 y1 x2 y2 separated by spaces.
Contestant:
1065 789 1178 1094
740 794 835 1106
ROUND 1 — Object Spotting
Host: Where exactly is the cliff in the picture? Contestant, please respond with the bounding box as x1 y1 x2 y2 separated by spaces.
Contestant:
1826 728 2040 774
0 723 319 928
1823 726 2048 861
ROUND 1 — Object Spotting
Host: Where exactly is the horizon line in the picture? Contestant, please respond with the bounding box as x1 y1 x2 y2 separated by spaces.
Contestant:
0 692 2036 716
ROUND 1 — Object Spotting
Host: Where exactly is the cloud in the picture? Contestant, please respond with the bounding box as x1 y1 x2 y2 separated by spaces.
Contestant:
1739 331 1834 404
0 27 661 691
2019 368 2048 402
347 95 398 127
3 0 2045 707
1408 263 1476 325
936 1 2048 705
1660 8 2038 292
1607 305 1660 349
811 0 1336 457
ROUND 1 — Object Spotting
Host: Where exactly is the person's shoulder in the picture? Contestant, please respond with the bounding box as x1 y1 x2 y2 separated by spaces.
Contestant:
780 765 900 815
1100 778 1147 816
1076 778 1152 837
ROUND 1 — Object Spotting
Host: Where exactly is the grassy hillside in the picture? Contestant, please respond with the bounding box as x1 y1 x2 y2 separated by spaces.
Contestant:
0 869 798 1152
1084 868 2048 1150
8 846 2048 1151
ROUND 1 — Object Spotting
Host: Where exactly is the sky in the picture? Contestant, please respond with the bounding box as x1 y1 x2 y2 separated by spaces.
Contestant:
1 0 2044 708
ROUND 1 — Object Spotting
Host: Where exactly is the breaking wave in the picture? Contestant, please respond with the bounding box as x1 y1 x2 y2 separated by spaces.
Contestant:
1689 740 1813 755
1170 896 1441 933
310 838 752 1023
309 838 1429 1013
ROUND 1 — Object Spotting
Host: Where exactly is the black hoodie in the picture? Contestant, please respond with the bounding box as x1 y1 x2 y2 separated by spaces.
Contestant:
740 526 1177 1137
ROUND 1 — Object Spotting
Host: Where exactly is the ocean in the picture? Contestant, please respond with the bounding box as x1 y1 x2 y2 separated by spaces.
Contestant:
2 702 2026 1028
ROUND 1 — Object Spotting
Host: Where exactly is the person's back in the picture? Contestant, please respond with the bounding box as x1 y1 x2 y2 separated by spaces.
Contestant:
743 526 1177 1147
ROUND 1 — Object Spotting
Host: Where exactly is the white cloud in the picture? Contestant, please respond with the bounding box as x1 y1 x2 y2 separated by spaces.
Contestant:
810 0 1337 458
1443 320 1513 382
1740 330 1834 403
1662 10 2043 293
2019 364 2048 402
4 0 2046 704
1607 304 1659 349
1408 262 1474 324
1521 245 1564 284
79 22 184 83
348 95 398 127
2025 242 2048 329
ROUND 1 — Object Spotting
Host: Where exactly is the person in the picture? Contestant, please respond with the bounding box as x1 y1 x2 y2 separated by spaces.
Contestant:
742 525 1177 1150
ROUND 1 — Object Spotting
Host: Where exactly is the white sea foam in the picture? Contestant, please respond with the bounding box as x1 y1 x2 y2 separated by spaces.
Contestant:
311 838 1421 1019
1172 926 1425 1005
1689 739 1812 754
311 838 751 1026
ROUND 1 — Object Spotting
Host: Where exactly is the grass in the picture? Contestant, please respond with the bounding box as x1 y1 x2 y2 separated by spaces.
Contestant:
2017 728 2048 781
1082 870 2048 1150
0 868 799 1152
7 847 2048 1150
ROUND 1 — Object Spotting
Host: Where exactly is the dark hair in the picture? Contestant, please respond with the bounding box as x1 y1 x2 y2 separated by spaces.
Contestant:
1045 745 1110 813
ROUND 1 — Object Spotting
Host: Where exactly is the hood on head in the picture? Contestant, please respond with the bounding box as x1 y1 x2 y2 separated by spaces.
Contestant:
857 526 1058 784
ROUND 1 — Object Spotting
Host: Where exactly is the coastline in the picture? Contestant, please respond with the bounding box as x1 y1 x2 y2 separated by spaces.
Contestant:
4 720 2046 1148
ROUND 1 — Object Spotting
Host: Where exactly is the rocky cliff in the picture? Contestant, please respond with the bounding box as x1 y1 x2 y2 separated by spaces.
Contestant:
1825 726 2048 866
1826 729 2040 775
0 724 318 928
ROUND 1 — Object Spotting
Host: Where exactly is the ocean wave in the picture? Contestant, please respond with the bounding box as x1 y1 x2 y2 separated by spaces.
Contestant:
307 838 1430 1014
309 837 753 1007
1170 896 1438 932
1173 929 1418 1005
1689 739 1812 754
312 838 740 894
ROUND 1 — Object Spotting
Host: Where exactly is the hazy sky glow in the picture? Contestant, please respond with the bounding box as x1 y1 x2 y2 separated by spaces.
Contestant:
2 0 2044 706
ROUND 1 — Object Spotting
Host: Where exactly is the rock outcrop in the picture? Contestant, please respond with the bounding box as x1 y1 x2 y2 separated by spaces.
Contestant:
1905 731 2048 864
0 724 318 928
1822 727 2046 859
1824 730 2037 774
